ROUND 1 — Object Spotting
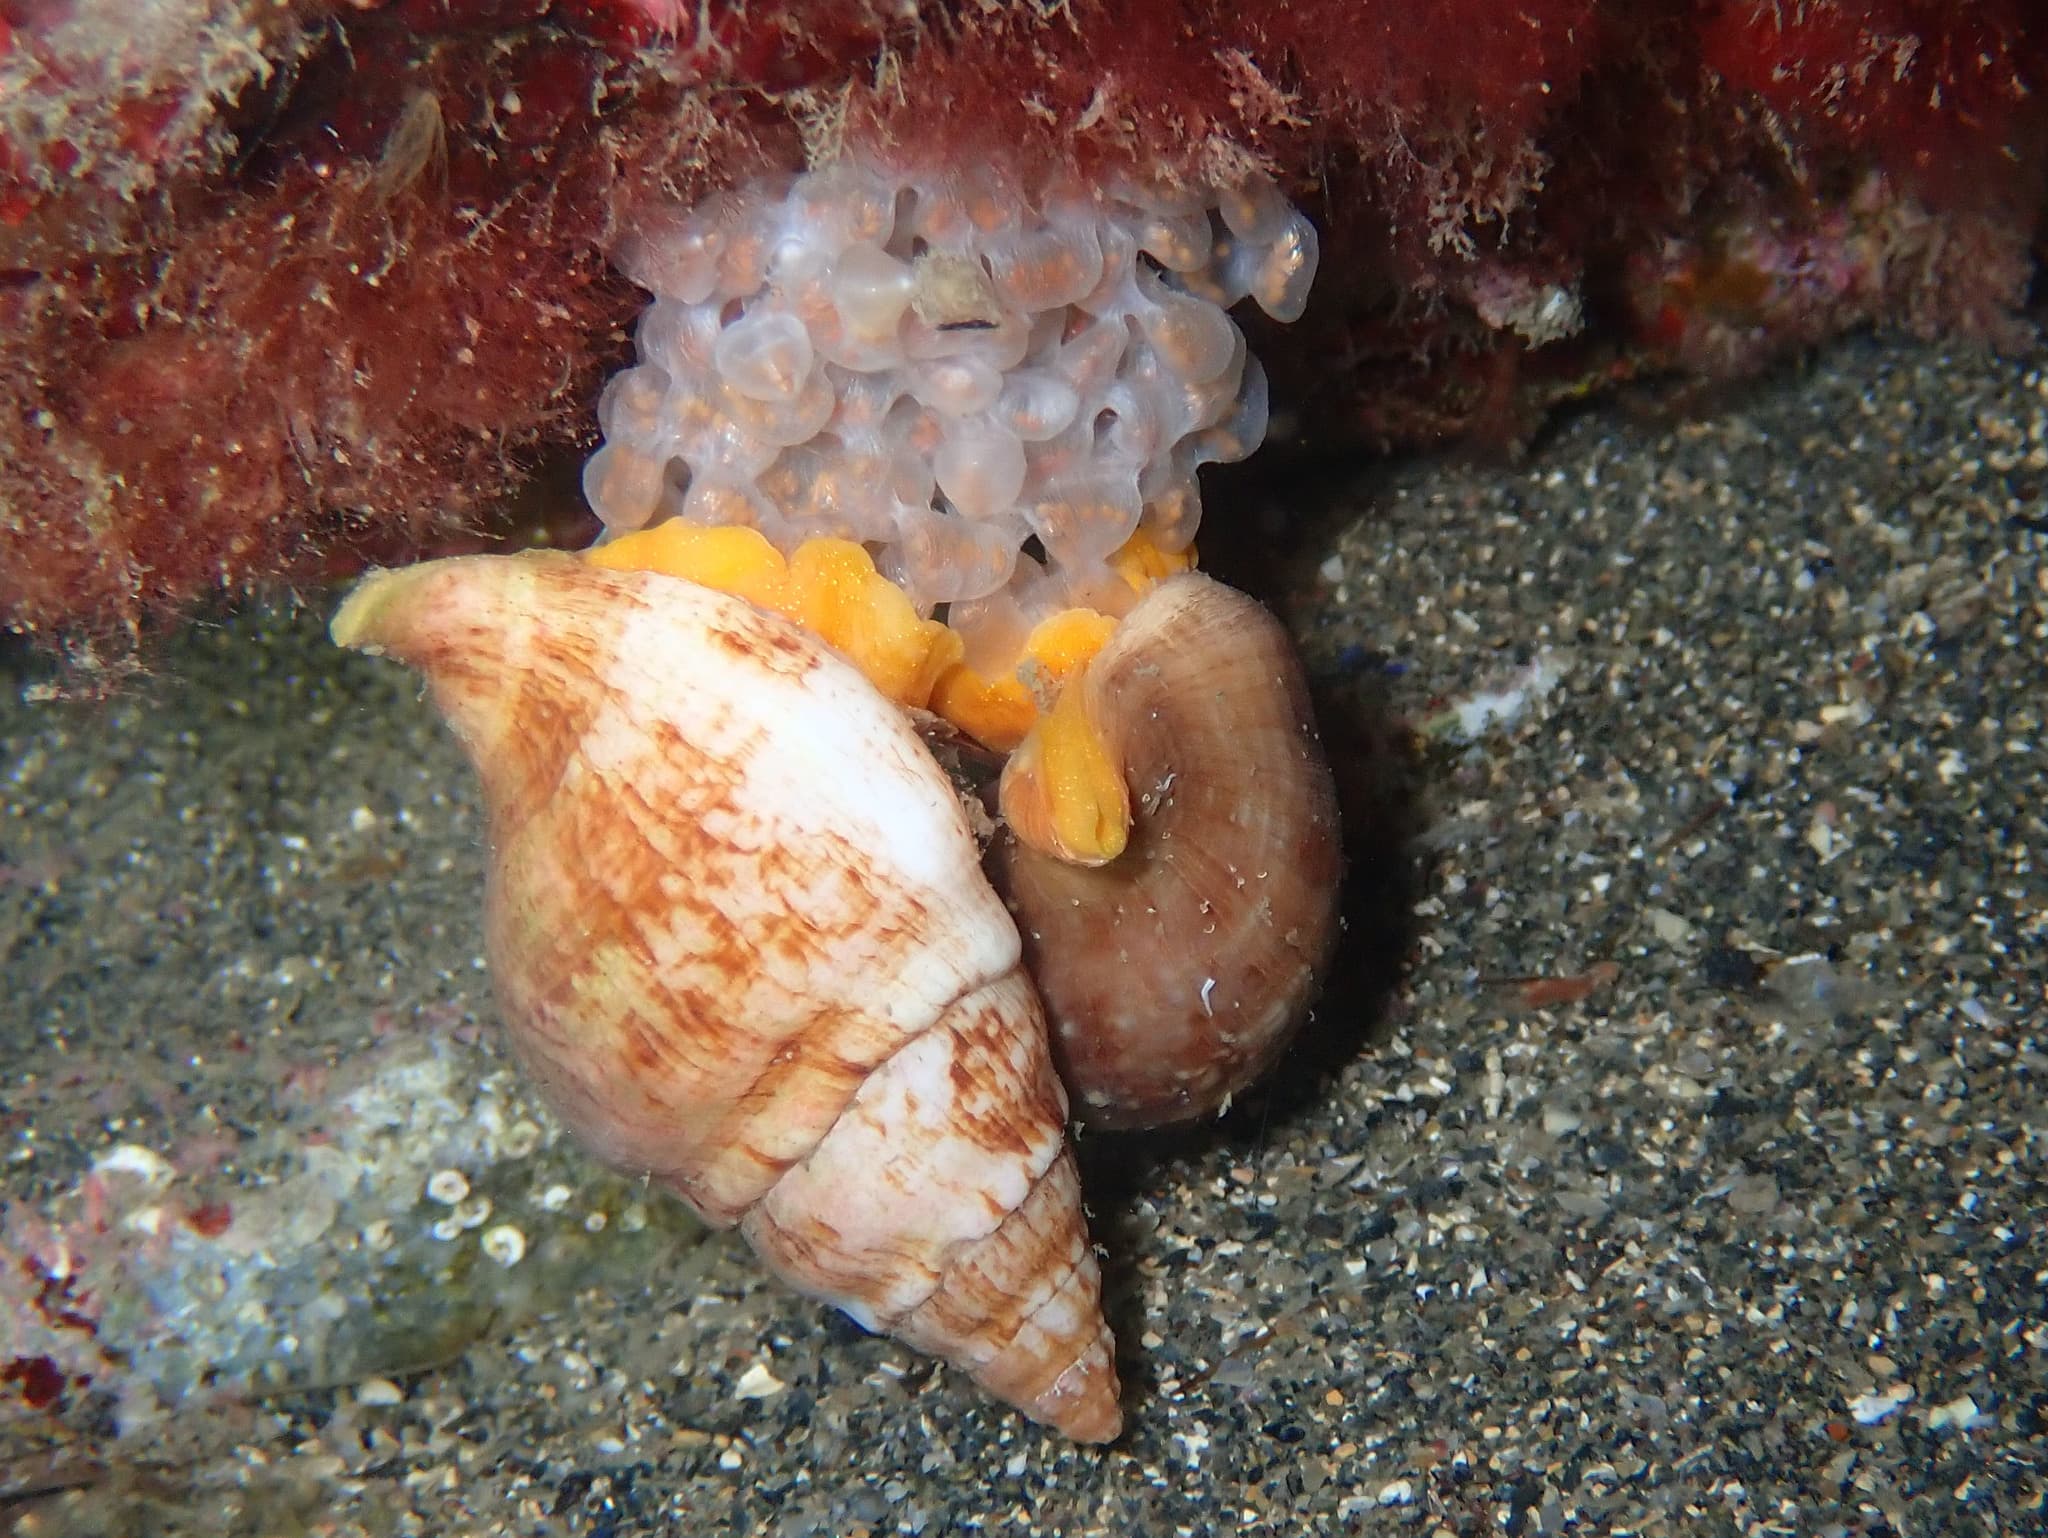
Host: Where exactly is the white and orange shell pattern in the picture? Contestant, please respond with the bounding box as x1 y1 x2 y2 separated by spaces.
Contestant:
331 553 1122 1441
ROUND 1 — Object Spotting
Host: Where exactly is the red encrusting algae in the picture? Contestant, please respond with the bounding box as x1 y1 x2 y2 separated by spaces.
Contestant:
2 1 2043 663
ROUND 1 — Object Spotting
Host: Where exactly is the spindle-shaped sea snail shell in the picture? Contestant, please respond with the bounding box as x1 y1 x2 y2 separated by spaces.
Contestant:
992 573 1344 1130
330 552 1121 1441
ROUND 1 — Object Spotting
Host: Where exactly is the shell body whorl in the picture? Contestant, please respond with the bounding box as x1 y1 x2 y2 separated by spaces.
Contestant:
991 573 1343 1130
331 553 1120 1441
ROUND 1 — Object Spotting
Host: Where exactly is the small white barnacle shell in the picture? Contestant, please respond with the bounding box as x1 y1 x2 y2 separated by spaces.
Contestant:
330 552 1120 1442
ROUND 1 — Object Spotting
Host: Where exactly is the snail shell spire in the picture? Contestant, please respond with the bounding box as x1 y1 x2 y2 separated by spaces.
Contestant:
332 553 1121 1442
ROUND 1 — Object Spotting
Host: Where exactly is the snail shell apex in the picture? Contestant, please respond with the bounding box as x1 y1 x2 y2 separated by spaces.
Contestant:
331 552 1120 1441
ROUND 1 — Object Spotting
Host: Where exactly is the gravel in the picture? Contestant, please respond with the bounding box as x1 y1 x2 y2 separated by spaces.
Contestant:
4 331 2045 1535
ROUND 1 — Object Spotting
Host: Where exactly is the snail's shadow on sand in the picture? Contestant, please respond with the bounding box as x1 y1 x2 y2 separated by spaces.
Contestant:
1074 643 1432 1407
1065 447 1440 1418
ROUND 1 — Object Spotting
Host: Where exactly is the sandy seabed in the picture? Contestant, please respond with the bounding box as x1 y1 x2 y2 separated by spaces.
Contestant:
4 332 2045 1536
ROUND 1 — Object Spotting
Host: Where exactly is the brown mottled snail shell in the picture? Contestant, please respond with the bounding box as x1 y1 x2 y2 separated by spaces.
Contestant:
330 552 1121 1441
989 573 1343 1130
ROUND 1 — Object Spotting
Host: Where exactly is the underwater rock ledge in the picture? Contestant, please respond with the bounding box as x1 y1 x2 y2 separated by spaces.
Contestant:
2 0 2043 658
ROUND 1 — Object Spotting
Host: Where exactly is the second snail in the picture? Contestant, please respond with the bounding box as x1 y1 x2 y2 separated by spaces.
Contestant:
329 157 1344 1439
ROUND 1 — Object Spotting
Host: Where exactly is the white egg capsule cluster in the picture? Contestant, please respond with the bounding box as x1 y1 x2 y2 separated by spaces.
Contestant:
586 162 1316 662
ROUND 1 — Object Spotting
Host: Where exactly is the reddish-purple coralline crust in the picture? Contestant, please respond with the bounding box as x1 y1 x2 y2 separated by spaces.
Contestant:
1 0 2043 657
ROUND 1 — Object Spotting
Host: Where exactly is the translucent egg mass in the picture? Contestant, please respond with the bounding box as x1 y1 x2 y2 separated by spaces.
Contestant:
585 160 1318 674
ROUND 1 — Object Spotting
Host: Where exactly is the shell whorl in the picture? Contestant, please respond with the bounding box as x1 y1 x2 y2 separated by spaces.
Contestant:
331 553 1120 1441
990 572 1343 1130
